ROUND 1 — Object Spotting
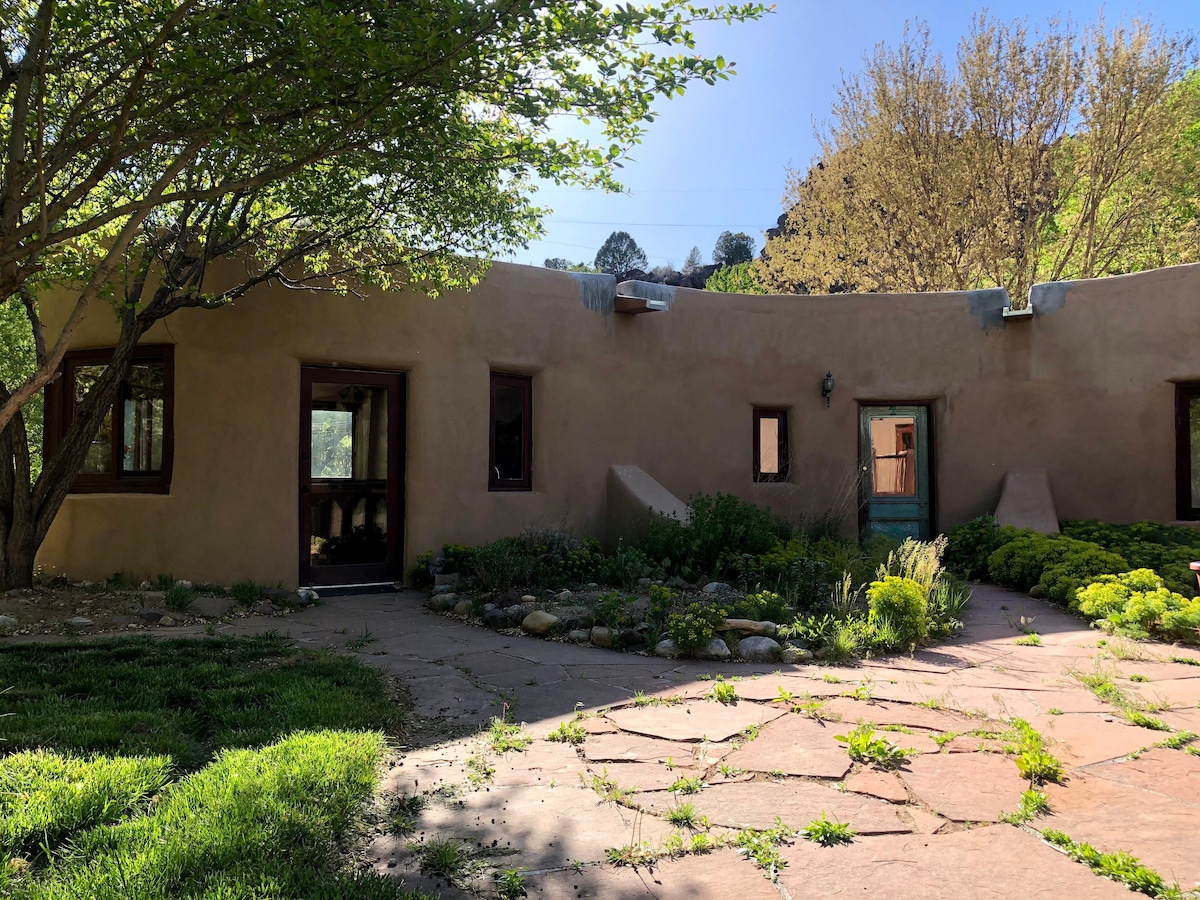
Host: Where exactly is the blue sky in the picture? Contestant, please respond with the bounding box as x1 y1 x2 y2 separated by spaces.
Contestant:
502 0 1199 271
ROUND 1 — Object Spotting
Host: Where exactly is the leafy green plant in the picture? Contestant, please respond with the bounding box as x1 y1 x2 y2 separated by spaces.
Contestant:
667 601 727 654
669 775 704 795
733 818 794 880
866 576 928 649
643 492 785 581
494 867 528 900
1005 719 1063 785
1042 829 1185 899
728 588 791 624
486 716 532 753
1014 633 1042 646
1076 570 1200 642
999 788 1051 824
603 541 658 591
801 813 855 846
594 591 632 631
666 800 700 828
707 682 738 704
648 583 677 629
1037 545 1131 606
586 769 634 804
546 719 587 745
835 724 912 769
944 516 1013 580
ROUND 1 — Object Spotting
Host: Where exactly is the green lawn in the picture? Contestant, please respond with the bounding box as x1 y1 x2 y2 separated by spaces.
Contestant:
0 635 430 898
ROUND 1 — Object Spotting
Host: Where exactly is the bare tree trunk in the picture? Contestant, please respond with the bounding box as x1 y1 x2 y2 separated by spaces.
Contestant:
0 397 36 589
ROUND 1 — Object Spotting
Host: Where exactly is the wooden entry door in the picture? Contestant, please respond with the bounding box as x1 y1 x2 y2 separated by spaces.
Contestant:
300 367 405 586
859 404 932 540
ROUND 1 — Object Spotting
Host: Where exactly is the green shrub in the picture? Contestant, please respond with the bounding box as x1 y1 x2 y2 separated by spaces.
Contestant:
647 584 677 629
594 592 633 630
230 579 264 607
1037 546 1130 607
927 578 971 637
667 602 727 653
866 576 928 648
987 533 1125 593
462 527 603 591
602 541 658 590
1060 519 1200 597
1075 569 1200 642
163 583 196 612
944 516 1021 580
409 551 435 588
728 589 791 624
642 493 785 581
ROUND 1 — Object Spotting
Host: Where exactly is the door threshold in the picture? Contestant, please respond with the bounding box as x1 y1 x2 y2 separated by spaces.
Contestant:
303 582 404 598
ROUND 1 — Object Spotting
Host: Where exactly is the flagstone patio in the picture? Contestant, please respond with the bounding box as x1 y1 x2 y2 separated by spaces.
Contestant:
201 584 1200 898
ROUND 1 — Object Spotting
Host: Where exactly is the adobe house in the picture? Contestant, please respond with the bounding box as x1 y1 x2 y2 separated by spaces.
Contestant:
35 259 1200 589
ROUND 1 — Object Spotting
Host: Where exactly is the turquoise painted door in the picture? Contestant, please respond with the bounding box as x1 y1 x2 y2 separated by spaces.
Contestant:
860 405 931 540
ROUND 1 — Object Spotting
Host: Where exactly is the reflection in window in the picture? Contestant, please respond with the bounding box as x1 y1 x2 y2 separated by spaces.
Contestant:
753 409 789 482
870 416 917 496
121 363 165 473
1191 398 1200 510
311 409 354 479
74 365 113 474
490 373 532 490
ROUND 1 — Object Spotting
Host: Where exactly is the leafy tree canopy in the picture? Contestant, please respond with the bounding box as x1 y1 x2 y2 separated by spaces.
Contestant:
705 260 767 293
544 258 599 273
594 230 648 274
0 0 767 589
712 230 756 266
761 15 1199 302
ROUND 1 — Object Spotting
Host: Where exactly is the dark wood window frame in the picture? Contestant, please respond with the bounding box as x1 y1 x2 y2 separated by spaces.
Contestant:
753 407 790 483
1176 383 1200 520
46 345 175 494
489 372 533 492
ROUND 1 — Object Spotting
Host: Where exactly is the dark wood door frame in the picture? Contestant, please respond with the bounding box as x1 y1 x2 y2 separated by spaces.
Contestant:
299 366 406 586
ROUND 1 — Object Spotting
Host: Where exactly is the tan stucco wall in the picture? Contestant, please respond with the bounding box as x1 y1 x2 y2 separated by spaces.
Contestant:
35 260 1200 587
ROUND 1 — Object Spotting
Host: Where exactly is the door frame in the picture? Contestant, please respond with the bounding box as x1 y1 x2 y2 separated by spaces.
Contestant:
299 365 406 587
857 401 936 540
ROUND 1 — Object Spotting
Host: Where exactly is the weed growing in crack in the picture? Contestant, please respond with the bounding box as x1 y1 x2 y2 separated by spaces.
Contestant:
486 716 533 753
707 682 738 704
801 812 855 846
1014 633 1042 646
1004 719 1063 785
999 789 1051 824
835 724 913 770
734 818 794 881
1041 829 1185 899
546 718 587 745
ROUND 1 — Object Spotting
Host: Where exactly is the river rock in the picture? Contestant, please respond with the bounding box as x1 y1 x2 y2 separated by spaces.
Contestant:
482 607 509 629
695 637 731 661
453 600 470 615
159 615 176 627
522 610 560 636
702 582 731 594
65 616 93 630
590 625 617 648
654 638 684 659
780 645 814 664
567 629 591 643
736 636 782 663
0 615 17 629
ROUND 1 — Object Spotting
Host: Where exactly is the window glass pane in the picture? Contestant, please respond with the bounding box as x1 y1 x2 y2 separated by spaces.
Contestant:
310 383 388 480
870 416 917 496
759 416 779 474
493 383 526 481
1190 399 1200 509
122 363 165 472
74 365 113 474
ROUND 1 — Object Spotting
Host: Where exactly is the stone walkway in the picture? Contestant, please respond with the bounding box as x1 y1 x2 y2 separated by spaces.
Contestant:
202 585 1200 898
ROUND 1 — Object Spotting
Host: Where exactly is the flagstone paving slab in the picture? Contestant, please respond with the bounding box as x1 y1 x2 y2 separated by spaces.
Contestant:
1044 772 1200 885
1084 746 1200 803
415 783 674 870
523 850 780 899
720 714 852 778
900 752 1028 822
845 769 910 803
664 780 912 834
777 825 1135 899
490 740 586 787
1029 713 1154 766
605 699 786 742
818 696 986 733
583 760 701 792
581 732 729 766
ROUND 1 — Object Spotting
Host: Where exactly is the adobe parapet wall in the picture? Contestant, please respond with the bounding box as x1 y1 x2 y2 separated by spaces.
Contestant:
36 260 1200 587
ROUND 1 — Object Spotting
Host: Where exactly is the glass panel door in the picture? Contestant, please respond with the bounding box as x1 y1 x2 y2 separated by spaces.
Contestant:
300 368 404 586
860 405 931 540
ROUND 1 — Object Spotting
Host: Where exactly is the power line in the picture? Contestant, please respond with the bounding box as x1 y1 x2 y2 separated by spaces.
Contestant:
549 219 767 228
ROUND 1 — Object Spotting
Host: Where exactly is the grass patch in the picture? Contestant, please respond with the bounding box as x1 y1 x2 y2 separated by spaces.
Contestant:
5 731 419 899
666 800 701 829
0 636 404 769
1042 829 1185 899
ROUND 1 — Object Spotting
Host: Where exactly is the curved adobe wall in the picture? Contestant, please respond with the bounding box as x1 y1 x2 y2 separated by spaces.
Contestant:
35 260 1200 587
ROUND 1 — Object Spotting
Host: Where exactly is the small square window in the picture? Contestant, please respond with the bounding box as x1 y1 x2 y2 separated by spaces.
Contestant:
490 372 532 491
47 346 174 494
753 408 789 483
1176 384 1200 519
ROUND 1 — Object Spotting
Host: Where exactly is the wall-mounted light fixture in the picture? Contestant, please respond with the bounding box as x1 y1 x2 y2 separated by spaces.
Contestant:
821 371 835 408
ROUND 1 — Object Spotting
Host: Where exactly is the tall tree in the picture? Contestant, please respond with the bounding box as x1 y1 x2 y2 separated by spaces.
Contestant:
705 261 767 293
760 15 1198 301
0 0 767 589
593 230 648 274
544 258 597 272
682 246 704 273
712 230 756 266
